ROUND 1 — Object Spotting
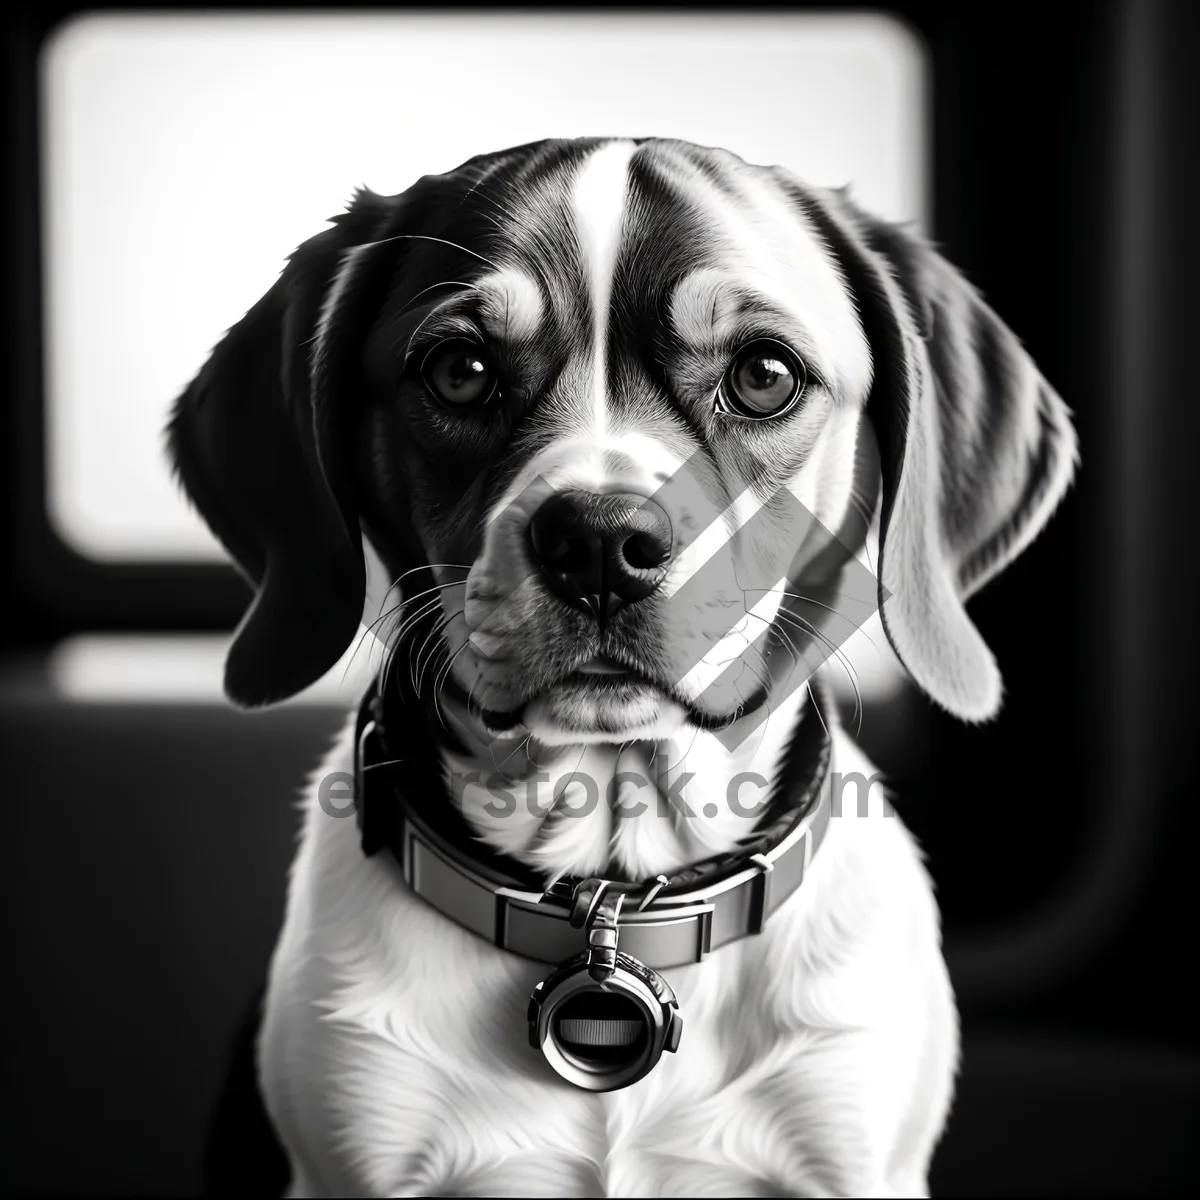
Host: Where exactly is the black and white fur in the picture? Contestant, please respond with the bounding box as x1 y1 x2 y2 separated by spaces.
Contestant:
170 137 1077 1197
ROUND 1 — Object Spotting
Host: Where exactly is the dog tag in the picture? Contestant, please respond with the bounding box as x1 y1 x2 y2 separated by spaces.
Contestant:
527 882 682 1091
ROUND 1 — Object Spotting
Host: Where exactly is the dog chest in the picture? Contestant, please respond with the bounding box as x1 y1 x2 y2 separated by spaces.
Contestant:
262 834 857 1197
259 725 948 1198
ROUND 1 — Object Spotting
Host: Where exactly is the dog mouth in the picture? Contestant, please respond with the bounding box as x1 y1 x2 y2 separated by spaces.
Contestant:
592 654 772 732
571 657 630 678
535 665 668 738
457 650 771 738
427 571 786 738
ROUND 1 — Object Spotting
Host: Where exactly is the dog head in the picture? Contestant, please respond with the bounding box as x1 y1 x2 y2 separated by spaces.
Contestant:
169 137 1076 735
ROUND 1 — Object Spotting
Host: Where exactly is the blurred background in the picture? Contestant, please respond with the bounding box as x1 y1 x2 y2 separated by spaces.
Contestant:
2 1 1198 1195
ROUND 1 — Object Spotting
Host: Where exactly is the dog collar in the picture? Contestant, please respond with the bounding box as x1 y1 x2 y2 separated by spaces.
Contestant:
354 681 833 969
353 680 834 1091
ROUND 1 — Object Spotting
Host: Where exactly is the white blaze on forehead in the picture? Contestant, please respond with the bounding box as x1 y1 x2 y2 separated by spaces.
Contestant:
484 430 685 527
570 140 638 441
476 267 544 343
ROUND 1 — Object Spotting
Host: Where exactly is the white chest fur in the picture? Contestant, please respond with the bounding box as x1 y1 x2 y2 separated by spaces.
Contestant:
259 712 958 1199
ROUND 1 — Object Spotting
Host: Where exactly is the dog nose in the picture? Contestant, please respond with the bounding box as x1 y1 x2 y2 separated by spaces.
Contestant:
529 491 673 619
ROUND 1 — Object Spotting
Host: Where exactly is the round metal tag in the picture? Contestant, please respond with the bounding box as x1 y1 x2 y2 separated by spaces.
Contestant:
527 951 682 1092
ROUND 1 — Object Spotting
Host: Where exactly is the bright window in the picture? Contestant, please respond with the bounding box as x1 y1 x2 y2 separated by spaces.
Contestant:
41 10 928 562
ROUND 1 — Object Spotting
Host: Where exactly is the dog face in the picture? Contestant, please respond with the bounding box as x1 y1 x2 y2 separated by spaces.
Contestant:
355 140 874 744
170 138 1077 731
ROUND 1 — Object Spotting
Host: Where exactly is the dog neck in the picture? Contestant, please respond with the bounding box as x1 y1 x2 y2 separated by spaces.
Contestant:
433 685 817 883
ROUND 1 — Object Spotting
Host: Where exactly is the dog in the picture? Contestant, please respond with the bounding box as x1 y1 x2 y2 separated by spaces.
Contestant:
169 137 1077 1198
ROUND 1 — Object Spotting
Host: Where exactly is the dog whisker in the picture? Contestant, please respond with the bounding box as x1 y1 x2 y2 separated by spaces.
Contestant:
742 610 808 699
362 592 435 647
345 576 466 687
341 625 383 687
411 622 442 694
432 635 471 733
846 488 879 575
367 232 500 271
361 757 406 773
488 729 535 777
412 613 454 695
463 665 485 726
423 609 464 701
381 580 462 628
670 716 704 777
384 596 444 653
395 281 479 315
805 682 831 744
775 610 864 735
379 597 445 702
342 592 436 687
774 608 860 692
380 562 472 598
776 610 862 710
767 588 883 654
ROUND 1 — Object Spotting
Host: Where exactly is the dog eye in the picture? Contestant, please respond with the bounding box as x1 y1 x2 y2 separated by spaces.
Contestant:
420 339 498 408
719 341 806 419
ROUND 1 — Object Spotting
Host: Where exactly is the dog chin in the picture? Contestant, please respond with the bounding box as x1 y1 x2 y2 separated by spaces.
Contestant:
522 679 689 746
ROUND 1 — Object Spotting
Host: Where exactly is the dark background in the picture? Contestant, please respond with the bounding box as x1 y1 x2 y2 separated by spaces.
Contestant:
3 1 1199 1195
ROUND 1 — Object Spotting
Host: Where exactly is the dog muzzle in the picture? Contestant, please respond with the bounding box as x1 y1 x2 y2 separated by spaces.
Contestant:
352 682 833 1093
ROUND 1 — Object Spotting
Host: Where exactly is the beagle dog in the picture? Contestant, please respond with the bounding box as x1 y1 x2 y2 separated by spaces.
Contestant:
169 138 1077 1198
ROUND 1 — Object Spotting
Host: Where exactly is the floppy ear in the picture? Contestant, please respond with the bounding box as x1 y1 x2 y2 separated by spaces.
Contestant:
167 189 400 707
793 184 1079 721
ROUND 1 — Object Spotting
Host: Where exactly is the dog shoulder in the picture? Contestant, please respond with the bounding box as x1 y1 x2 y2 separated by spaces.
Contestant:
760 724 946 1027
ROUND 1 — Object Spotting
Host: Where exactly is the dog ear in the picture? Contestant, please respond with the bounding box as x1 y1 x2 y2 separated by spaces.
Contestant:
167 189 399 707
791 184 1079 721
